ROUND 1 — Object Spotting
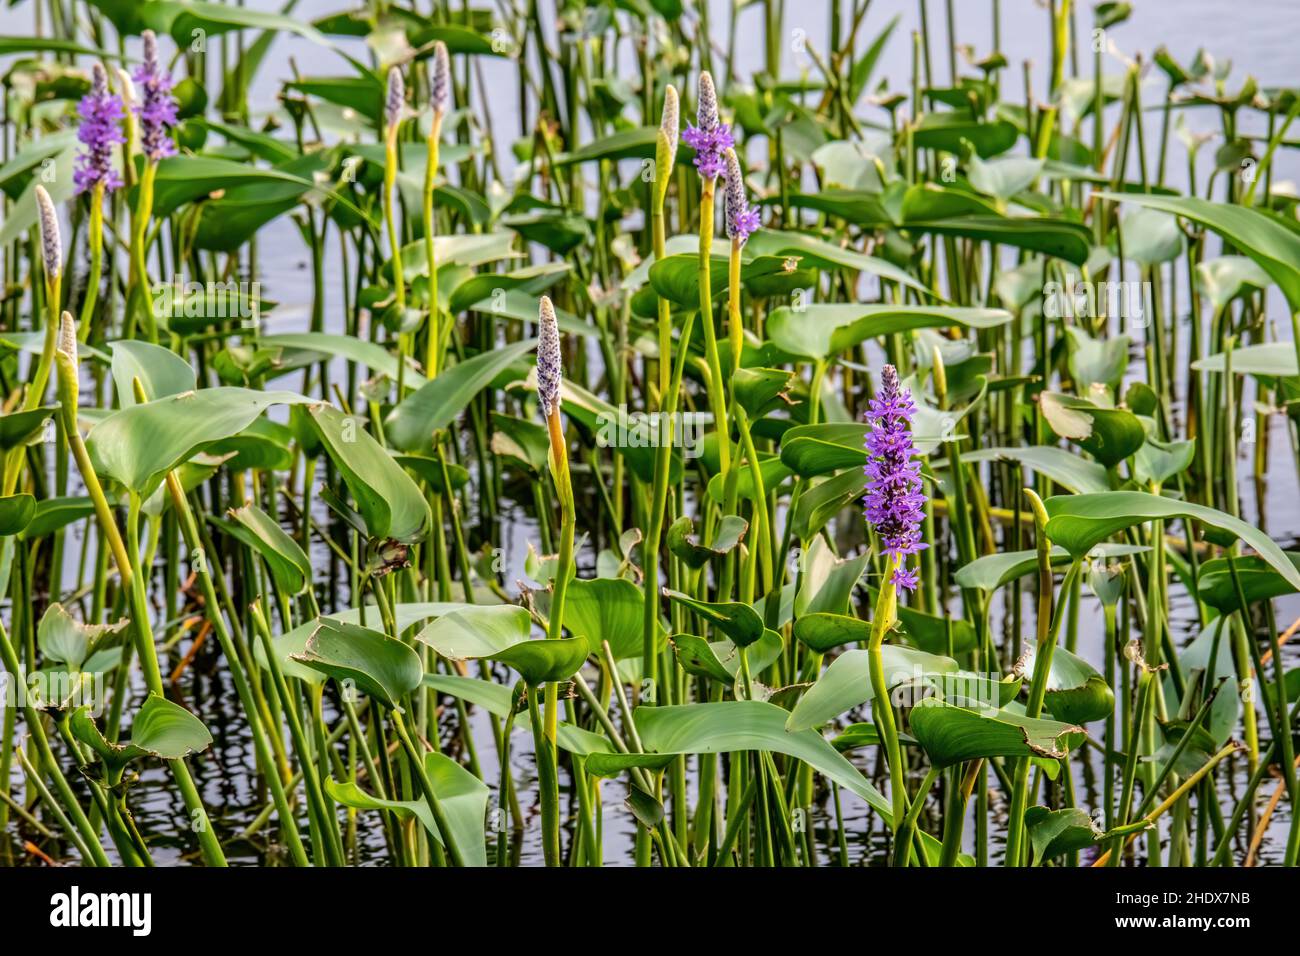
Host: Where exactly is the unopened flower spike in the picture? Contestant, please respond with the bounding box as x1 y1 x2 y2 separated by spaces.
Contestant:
682 71 734 180
863 364 927 591
385 66 406 131
431 43 451 119
722 149 760 244
35 185 61 280
660 84 679 161
537 296 562 417
56 311 77 362
54 312 79 408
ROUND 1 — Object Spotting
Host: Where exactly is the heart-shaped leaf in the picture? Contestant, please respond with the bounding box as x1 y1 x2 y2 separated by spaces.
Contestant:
310 403 431 544
292 619 424 709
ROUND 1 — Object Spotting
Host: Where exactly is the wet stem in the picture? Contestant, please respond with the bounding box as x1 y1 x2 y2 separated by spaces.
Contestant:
867 553 910 858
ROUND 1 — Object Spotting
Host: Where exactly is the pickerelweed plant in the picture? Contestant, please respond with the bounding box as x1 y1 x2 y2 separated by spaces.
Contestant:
127 30 177 343
862 364 926 860
74 63 123 337
3 0 1300 872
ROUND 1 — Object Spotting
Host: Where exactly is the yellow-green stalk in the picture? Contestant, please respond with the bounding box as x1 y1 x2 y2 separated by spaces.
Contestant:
536 295 571 866
3 185 62 496
56 314 227 866
692 72 731 478
383 66 409 392
423 42 451 377
642 84 679 691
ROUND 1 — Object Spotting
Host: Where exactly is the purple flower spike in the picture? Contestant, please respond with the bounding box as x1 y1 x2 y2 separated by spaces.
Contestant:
75 63 125 194
722 150 760 243
863 364 928 591
682 71 734 180
133 30 178 162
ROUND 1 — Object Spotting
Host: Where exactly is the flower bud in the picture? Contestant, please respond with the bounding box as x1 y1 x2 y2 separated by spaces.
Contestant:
654 85 679 205
54 311 79 409
431 42 451 119
536 296 562 417
697 71 719 132
386 66 405 131
35 185 61 281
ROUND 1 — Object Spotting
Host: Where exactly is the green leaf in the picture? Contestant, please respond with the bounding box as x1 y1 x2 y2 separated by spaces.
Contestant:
779 423 870 477
489 412 550 475
795 537 869 617
1119 206 1184 266
705 455 792 503
565 577 664 661
292 619 424 709
86 388 310 496
1065 326 1130 392
792 466 869 539
1024 806 1100 865
415 604 587 685
110 340 197 407
18 496 94 540
0 406 57 451
967 155 1044 202
490 635 589 686
908 698 1084 768
784 646 959 731
310 403 431 544
551 126 662 166
1018 645 1115 724
633 700 896 824
285 75 383 122
393 454 470 494
892 599 981 656
954 544 1146 592
745 228 929 296
325 751 490 866
1195 552 1300 612
661 589 765 647
767 303 1010 361
147 155 321 218
1196 255 1271 312
384 338 537 453
38 603 128 671
225 503 312 595
644 253 811 311
1039 392 1146 467
963 445 1111 494
666 514 748 569
1044 491 1300 590
260 332 426 388
1097 192 1300 313
1134 432 1195 486
792 612 870 653
415 604 533 660
911 115 1019 156
1193 342 1297 379
145 0 333 48
0 494 35 536
671 628 783 686
126 693 214 760
732 367 795 418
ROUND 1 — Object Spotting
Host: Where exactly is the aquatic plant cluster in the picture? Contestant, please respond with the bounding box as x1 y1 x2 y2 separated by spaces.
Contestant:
0 0 1297 871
